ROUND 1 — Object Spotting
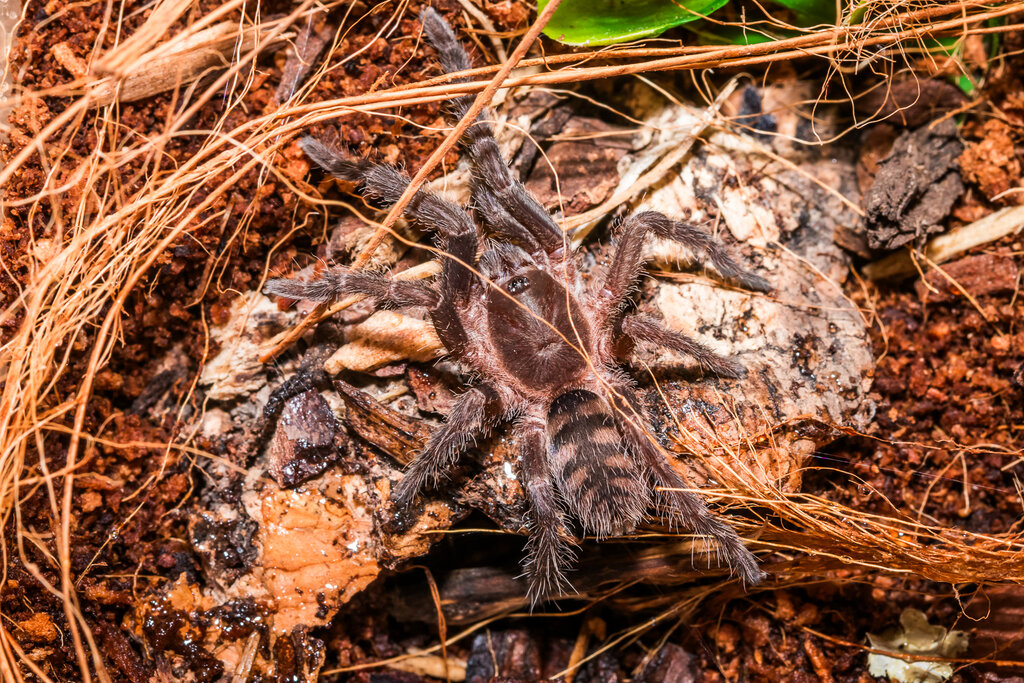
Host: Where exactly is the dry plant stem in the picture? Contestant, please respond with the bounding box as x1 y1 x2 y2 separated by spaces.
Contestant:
2 7 316 681
260 0 564 362
91 0 195 76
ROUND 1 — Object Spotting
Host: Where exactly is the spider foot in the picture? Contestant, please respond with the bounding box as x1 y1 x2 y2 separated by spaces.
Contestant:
299 137 370 181
263 267 349 303
522 525 577 609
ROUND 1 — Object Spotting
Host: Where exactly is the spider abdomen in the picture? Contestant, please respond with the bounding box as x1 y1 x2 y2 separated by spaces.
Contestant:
547 390 648 538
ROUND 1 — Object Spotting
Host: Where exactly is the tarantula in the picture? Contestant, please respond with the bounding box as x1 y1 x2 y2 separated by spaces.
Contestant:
265 7 769 602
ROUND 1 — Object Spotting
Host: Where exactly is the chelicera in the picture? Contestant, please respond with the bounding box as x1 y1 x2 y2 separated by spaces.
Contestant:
265 7 769 603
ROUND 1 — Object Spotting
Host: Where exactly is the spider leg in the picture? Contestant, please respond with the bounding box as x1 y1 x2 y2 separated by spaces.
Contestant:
273 138 480 355
392 385 504 507
607 380 764 586
600 210 771 319
244 346 334 462
518 418 575 607
470 179 543 255
420 7 565 256
619 313 746 378
300 138 477 238
264 268 438 306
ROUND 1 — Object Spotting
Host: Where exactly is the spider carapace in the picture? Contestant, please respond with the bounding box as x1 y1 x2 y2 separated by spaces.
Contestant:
266 7 770 604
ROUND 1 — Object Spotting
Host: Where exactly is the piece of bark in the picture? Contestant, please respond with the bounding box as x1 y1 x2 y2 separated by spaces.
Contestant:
465 630 542 683
635 643 697 683
864 204 1024 280
390 567 526 625
964 584 1024 678
179 83 875 670
503 90 571 180
393 540 765 625
274 14 333 104
266 389 339 488
332 378 430 466
855 79 967 128
914 254 1020 303
199 293 298 401
865 119 964 250
93 618 153 683
271 626 324 683
523 115 637 216
614 81 873 493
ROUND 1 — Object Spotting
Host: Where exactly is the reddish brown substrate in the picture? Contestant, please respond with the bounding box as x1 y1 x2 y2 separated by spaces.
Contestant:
4 0 1024 680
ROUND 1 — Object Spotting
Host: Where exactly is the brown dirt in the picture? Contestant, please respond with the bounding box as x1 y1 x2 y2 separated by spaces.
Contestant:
4 1 1024 682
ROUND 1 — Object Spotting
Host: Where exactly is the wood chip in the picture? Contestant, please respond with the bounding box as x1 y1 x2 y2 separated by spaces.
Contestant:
332 378 430 466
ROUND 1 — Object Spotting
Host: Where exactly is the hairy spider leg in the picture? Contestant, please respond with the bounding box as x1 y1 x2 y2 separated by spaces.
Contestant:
265 138 480 355
618 314 746 379
600 210 771 321
518 417 576 606
592 209 770 376
391 385 507 506
420 7 566 257
606 376 764 586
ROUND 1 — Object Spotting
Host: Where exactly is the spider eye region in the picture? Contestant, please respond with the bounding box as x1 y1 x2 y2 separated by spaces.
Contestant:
506 276 530 295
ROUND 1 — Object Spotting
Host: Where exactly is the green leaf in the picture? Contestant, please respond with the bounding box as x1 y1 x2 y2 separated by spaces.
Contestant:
686 22 785 45
769 0 836 26
539 0 730 46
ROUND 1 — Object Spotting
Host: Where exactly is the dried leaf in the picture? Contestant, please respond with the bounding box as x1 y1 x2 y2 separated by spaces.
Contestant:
324 310 444 374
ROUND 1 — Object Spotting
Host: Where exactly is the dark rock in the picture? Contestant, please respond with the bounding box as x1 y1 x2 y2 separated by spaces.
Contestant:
267 389 338 487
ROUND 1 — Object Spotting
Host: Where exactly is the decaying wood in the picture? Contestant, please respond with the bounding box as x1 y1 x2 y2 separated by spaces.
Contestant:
863 120 964 250
60 21 289 106
333 378 430 466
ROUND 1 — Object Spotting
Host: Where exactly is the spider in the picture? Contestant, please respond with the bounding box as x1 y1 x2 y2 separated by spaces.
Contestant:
265 7 769 603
